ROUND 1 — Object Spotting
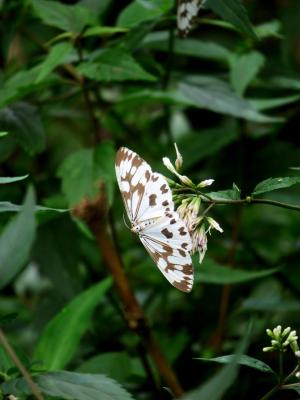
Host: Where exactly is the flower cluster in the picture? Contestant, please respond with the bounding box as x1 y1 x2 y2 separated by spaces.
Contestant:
163 144 223 264
263 325 299 355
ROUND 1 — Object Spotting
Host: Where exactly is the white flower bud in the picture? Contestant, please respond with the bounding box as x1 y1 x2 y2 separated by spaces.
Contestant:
206 217 223 233
163 157 177 175
273 325 282 339
162 157 194 187
282 327 291 337
197 179 214 188
262 346 273 352
179 175 194 187
266 329 273 337
295 351 300 357
174 143 183 171
296 372 300 379
271 340 278 346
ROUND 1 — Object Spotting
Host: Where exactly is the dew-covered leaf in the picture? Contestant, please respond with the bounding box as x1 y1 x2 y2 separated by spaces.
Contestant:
252 177 300 195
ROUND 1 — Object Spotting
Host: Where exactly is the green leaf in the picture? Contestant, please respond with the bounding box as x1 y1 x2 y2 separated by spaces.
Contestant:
195 257 278 284
204 0 257 40
252 177 300 195
117 0 173 28
196 355 275 374
207 184 241 200
57 141 115 206
176 77 281 122
83 26 128 37
77 352 144 383
0 187 36 289
1 371 134 400
181 325 250 400
143 32 232 63
249 94 300 111
0 202 67 213
34 278 112 370
31 0 96 33
230 51 265 96
0 346 15 374
35 42 73 83
255 19 282 39
0 175 28 184
0 102 46 154
174 125 238 169
0 131 8 137
77 48 156 82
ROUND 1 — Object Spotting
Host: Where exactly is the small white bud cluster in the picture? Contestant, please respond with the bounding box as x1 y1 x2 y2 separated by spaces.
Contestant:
163 143 223 264
263 325 299 355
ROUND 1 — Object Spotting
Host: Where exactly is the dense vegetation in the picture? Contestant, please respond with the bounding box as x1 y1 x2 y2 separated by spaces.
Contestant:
1 1 300 399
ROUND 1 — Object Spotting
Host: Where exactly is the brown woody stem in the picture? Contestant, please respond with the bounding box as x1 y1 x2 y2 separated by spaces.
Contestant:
0 328 44 400
73 194 184 398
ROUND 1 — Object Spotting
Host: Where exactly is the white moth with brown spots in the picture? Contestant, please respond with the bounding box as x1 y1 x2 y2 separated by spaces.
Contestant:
177 0 203 37
115 147 193 292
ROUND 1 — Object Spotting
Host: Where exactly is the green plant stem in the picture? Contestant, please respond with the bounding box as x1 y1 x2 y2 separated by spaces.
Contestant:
173 188 300 211
0 329 44 400
279 352 283 383
258 364 299 400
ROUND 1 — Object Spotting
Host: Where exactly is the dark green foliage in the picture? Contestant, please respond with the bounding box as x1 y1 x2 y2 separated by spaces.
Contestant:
1 1 300 400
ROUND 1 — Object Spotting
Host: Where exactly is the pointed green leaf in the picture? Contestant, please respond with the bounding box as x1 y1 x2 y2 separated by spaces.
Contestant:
0 102 46 154
77 48 156 82
195 257 278 284
0 175 28 184
1 371 134 400
196 355 275 374
207 184 241 200
250 95 300 111
204 0 257 40
0 202 67 213
31 0 96 33
57 141 115 206
34 278 112 370
35 42 73 83
83 26 128 37
0 187 36 289
177 76 281 122
117 0 173 28
181 325 250 400
252 177 300 196
143 32 233 63
230 51 265 96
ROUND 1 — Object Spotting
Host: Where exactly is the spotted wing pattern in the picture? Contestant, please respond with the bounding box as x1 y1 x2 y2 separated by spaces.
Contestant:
177 0 202 37
140 212 193 292
115 147 194 292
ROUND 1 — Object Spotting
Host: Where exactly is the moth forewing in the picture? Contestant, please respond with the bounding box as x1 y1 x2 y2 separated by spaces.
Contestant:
115 147 194 292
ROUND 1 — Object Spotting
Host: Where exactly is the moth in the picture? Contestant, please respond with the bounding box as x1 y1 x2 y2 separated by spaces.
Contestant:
177 0 203 37
115 147 193 292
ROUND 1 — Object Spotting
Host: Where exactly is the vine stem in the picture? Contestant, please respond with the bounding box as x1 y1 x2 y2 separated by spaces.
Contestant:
0 329 44 400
